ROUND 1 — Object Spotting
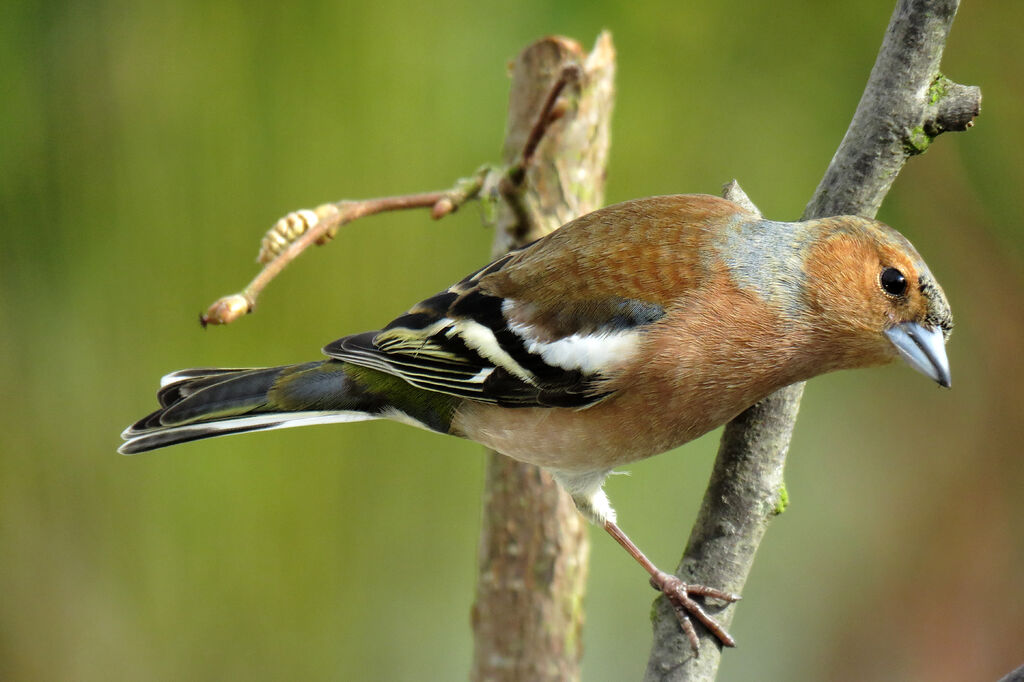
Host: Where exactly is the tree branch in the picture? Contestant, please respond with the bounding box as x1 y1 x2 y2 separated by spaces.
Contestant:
190 31 614 679
804 0 980 219
645 1 980 679
470 33 615 682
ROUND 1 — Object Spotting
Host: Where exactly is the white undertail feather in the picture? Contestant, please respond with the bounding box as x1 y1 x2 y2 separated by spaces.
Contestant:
119 410 378 455
378 407 436 432
551 469 616 525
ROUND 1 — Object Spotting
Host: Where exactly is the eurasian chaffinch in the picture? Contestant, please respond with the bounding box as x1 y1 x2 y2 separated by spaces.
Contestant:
121 194 953 648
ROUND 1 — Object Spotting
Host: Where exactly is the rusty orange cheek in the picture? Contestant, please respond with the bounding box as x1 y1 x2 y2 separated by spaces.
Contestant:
804 236 887 327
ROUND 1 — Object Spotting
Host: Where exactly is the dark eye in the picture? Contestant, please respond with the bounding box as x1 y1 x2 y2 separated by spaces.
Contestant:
880 267 907 296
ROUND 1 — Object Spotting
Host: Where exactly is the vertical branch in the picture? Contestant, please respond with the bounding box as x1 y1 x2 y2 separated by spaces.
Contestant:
645 1 980 680
470 34 615 682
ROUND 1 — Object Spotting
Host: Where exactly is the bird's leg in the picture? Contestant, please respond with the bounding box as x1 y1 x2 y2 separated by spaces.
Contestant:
602 520 739 653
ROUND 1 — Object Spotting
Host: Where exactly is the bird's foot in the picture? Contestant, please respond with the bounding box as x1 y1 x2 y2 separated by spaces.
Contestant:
649 570 740 653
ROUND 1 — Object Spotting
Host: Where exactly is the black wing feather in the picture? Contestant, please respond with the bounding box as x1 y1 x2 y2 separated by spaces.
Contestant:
322 249 663 408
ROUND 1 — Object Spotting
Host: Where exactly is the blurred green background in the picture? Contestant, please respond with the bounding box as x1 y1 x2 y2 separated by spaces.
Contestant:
2 0 1021 680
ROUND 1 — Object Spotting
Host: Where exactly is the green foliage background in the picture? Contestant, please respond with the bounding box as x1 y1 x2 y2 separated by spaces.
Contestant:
2 1 1021 680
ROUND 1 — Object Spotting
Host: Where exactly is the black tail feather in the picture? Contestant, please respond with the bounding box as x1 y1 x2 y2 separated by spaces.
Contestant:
121 361 379 454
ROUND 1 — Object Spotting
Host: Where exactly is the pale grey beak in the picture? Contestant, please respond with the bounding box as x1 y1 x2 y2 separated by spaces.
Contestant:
884 322 951 388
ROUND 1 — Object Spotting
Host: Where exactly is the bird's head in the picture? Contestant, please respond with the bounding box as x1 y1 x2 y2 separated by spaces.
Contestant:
800 216 953 387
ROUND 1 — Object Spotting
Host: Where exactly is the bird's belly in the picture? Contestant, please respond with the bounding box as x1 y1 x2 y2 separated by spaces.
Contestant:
451 389 746 472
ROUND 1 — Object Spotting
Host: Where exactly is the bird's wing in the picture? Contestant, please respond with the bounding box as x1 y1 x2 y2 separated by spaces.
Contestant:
324 194 743 407
323 266 666 407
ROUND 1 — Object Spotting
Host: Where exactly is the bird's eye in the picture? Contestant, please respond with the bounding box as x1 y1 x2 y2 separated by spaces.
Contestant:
880 267 907 296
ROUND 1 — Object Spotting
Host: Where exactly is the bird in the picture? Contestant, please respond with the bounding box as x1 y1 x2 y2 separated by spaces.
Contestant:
120 193 953 650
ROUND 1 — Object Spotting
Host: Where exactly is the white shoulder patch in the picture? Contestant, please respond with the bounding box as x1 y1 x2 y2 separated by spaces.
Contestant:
509 322 640 373
501 298 641 374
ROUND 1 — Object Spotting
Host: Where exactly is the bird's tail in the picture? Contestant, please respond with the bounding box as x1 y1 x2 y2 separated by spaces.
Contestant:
120 361 385 454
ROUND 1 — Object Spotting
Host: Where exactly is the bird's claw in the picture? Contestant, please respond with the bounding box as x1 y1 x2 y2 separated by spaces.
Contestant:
649 571 740 653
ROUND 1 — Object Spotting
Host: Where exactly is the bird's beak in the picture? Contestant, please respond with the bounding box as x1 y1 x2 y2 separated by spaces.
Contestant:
884 322 951 388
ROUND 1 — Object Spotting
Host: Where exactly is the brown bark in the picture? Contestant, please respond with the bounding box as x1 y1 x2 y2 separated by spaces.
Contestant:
470 34 615 682
644 1 980 680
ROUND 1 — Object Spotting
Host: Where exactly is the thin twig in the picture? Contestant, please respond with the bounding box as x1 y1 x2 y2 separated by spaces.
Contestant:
491 62 584 246
512 63 582 182
200 178 484 327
